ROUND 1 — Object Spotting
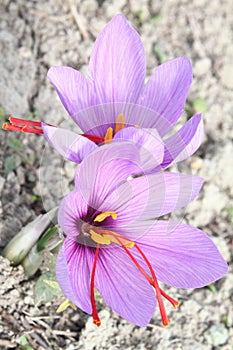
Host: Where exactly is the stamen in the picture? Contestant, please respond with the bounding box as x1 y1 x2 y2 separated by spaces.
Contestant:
94 211 117 223
90 229 111 245
91 228 134 248
115 114 125 134
104 127 113 144
90 244 101 327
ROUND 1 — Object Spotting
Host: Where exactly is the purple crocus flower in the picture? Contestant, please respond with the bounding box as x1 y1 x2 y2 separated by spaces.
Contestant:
56 142 228 327
40 14 203 170
3 15 203 172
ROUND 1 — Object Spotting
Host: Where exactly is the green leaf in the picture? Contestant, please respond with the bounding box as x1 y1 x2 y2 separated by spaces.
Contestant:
28 173 36 182
37 226 58 252
31 195 42 202
43 279 61 290
35 271 63 305
192 98 208 113
149 15 163 24
20 336 28 346
135 11 144 25
207 283 217 293
20 335 35 350
153 45 166 64
7 137 24 152
94 288 102 300
4 156 17 174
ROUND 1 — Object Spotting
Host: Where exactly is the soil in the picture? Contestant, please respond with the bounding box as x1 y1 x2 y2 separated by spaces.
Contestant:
0 0 233 349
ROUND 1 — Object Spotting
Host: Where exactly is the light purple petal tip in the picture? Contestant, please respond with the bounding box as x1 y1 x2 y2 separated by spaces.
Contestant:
42 123 97 163
47 66 95 118
139 57 193 136
162 113 204 168
89 14 146 105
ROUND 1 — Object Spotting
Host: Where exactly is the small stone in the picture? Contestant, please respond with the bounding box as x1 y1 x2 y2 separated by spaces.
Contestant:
220 63 233 89
16 166 25 185
0 176 5 194
194 58 211 76
190 156 203 171
211 236 230 262
204 324 229 346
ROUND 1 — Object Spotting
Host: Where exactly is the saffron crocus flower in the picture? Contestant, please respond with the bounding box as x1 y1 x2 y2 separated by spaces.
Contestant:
56 142 228 327
2 15 204 172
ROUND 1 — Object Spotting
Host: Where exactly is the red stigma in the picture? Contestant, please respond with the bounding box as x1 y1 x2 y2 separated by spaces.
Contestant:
82 133 105 144
90 244 101 327
102 232 179 327
2 117 44 134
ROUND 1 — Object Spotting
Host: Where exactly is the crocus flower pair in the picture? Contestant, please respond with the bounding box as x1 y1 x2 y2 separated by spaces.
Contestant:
2 14 228 327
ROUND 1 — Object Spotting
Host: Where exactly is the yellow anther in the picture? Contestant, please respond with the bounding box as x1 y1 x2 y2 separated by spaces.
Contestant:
134 124 140 128
94 211 117 223
115 114 125 134
90 230 111 245
57 299 77 312
110 235 135 248
104 127 113 144
90 228 135 248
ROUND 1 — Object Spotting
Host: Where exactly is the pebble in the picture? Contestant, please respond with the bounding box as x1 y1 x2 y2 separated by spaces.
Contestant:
190 156 203 171
0 176 5 194
220 63 233 89
194 58 212 76
204 324 229 346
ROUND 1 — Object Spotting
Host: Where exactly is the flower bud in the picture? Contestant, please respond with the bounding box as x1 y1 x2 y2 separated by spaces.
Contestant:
2 207 58 265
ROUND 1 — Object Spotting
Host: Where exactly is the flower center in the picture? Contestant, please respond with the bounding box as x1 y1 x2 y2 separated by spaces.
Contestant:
89 211 179 328
82 113 125 145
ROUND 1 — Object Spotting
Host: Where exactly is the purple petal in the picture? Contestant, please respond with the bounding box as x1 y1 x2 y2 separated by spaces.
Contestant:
58 190 88 238
47 66 95 117
95 245 156 327
113 127 164 172
56 238 94 313
162 114 204 168
89 14 146 105
42 124 97 163
134 221 228 288
139 57 193 136
100 172 204 235
74 142 142 212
